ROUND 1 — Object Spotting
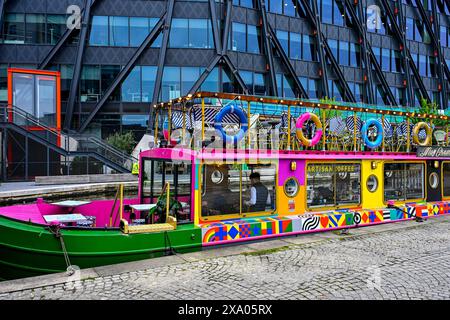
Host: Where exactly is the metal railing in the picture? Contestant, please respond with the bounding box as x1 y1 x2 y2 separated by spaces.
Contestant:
0 104 137 171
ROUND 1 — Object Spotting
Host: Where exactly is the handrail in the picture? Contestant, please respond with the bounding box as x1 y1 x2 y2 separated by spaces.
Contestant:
0 104 137 167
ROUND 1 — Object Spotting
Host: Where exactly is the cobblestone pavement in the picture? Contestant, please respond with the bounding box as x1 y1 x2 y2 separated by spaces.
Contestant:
2 217 450 300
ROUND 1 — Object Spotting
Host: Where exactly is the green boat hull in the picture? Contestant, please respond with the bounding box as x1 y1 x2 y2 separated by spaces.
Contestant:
0 215 202 280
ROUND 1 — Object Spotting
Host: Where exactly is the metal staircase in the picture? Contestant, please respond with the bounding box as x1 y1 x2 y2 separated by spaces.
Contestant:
0 105 137 180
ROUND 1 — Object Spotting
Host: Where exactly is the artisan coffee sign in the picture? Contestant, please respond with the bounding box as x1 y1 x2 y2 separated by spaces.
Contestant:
417 146 450 158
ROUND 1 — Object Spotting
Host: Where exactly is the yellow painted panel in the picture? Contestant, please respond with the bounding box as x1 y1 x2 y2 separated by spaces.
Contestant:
277 185 305 215
361 160 384 209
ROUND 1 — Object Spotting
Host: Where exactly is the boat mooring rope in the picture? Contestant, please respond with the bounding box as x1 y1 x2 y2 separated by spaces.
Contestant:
48 224 76 275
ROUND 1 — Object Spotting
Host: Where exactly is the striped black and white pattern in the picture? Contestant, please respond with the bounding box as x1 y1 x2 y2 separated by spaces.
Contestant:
345 115 362 133
171 110 194 130
302 216 320 231
192 107 241 124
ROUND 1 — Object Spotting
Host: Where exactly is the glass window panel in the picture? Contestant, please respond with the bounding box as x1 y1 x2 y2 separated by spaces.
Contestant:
392 50 402 73
240 70 253 94
101 65 121 101
339 41 349 66
443 163 450 197
13 73 34 116
284 0 296 17
161 67 181 101
231 22 246 52
328 39 338 62
269 0 283 14
307 163 361 208
109 16 129 46
25 14 46 44
308 78 318 98
283 75 295 98
201 67 219 92
189 19 208 48
0 64 8 101
384 163 424 201
405 18 414 40
170 19 189 48
290 32 301 60
276 30 289 55
440 26 448 47
307 164 335 208
349 43 361 67
222 69 235 93
122 66 141 102
181 67 200 95
202 164 241 217
418 55 427 77
36 75 57 126
242 0 254 8
302 35 316 61
60 65 73 102
142 66 157 102
247 25 261 54
335 164 361 206
321 0 333 24
254 73 266 96
242 164 276 214
122 115 147 142
149 18 162 47
333 1 345 26
381 48 390 72
4 13 25 44
47 15 66 45
89 16 108 46
130 17 149 47
80 65 101 102
276 73 283 97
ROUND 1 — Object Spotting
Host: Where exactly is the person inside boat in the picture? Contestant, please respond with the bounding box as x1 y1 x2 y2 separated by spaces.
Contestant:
245 172 271 212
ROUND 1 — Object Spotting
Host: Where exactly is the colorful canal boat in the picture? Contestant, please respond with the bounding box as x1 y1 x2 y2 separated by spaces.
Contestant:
2 92 450 280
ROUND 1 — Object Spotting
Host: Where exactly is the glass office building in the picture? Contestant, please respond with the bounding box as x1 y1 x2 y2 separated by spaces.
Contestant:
0 0 449 141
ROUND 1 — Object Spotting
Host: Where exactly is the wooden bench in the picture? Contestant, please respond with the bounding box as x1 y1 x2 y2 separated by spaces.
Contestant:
120 216 177 234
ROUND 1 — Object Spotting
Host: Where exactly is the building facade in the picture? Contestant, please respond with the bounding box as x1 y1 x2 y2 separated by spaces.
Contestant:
0 0 449 142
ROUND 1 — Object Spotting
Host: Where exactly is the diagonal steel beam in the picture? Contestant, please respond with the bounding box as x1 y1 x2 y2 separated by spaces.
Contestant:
208 0 222 55
64 0 93 130
430 0 448 109
344 0 396 105
151 0 175 106
38 0 98 70
221 0 232 55
188 55 221 94
222 55 250 94
395 1 415 107
378 0 430 103
415 0 448 109
296 0 356 102
306 0 330 99
0 0 6 36
79 15 166 132
257 0 278 97
267 25 308 98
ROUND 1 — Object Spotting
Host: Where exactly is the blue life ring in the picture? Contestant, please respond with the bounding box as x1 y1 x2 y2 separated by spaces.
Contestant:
214 105 248 144
362 119 383 149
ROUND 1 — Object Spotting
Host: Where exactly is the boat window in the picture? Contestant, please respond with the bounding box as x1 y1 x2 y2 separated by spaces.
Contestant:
442 163 450 197
201 163 276 218
141 158 192 223
306 163 361 209
384 163 424 202
367 175 378 193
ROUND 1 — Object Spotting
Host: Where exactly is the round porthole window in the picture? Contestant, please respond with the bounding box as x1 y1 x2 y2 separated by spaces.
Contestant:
367 175 378 193
284 177 299 198
429 172 439 189
211 170 224 184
